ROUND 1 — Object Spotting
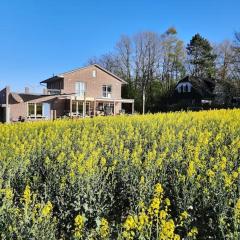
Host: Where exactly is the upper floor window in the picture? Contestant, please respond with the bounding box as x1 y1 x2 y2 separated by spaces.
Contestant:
92 70 96 78
177 83 192 93
102 85 112 98
75 81 86 97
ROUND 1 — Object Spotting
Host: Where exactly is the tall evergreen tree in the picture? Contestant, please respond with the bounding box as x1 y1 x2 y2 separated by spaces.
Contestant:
187 33 216 78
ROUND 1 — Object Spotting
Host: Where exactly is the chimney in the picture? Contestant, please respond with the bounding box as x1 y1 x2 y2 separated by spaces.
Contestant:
43 88 48 95
25 87 30 94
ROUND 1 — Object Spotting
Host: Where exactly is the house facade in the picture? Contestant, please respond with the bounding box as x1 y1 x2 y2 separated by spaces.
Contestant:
170 75 236 109
171 76 215 107
0 64 134 123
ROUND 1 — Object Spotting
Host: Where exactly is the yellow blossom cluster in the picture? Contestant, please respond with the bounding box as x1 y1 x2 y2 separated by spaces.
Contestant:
74 214 85 239
99 218 110 239
122 183 183 240
0 109 239 239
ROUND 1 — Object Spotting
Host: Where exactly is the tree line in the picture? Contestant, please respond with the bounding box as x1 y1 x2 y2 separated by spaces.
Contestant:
88 28 240 113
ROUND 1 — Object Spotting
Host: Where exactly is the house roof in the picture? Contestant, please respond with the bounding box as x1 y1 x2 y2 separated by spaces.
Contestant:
40 64 127 84
10 92 24 103
94 64 127 84
177 76 216 98
40 76 64 84
10 92 50 103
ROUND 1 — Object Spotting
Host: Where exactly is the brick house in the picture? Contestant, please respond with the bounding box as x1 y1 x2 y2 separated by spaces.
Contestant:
0 64 134 123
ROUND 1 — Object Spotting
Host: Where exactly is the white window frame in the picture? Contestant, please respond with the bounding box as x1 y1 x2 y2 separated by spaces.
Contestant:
71 101 84 116
75 81 86 97
92 70 96 78
28 103 43 118
176 83 192 93
183 84 186 92
102 85 112 98
188 85 192 92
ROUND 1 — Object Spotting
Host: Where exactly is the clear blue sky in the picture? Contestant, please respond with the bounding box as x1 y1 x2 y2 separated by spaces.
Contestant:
0 0 239 92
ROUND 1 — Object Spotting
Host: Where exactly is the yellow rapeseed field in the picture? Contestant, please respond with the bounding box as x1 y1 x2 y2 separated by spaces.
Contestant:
0 109 239 239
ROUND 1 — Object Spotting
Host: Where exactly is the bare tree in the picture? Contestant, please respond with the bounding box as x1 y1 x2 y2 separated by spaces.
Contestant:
133 31 161 113
87 53 118 73
231 32 240 94
115 35 132 82
86 28 186 112
214 36 240 98
214 40 235 80
232 32 240 79
235 32 240 44
160 27 186 82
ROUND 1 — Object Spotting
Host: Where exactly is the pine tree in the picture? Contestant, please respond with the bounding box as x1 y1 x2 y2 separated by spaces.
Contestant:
187 33 216 78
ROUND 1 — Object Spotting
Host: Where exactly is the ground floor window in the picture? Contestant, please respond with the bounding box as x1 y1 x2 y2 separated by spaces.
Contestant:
86 102 90 116
72 101 77 113
28 103 35 116
28 103 43 118
36 103 43 115
97 102 114 115
71 101 84 115
71 101 93 116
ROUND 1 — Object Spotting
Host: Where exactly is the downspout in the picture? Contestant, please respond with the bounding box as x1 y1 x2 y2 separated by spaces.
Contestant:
5 86 10 123
83 91 86 118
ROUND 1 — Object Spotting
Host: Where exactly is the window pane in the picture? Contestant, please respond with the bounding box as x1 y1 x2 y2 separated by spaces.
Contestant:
102 85 106 91
102 85 112 98
98 103 103 111
188 85 192 92
72 101 77 112
86 102 90 116
75 82 86 97
78 102 83 114
36 103 42 115
28 103 35 116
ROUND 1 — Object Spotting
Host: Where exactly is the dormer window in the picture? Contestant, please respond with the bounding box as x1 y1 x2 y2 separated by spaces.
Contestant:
177 83 192 93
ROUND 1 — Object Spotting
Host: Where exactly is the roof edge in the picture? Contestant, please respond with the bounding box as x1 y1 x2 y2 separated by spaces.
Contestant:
94 64 128 84
59 64 128 84
40 76 64 84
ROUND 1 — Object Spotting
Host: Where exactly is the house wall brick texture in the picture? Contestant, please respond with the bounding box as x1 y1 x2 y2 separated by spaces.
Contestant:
1 65 133 122
62 65 122 98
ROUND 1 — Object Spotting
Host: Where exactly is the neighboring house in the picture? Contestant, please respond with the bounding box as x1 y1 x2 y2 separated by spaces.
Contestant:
170 76 230 108
0 64 134 123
